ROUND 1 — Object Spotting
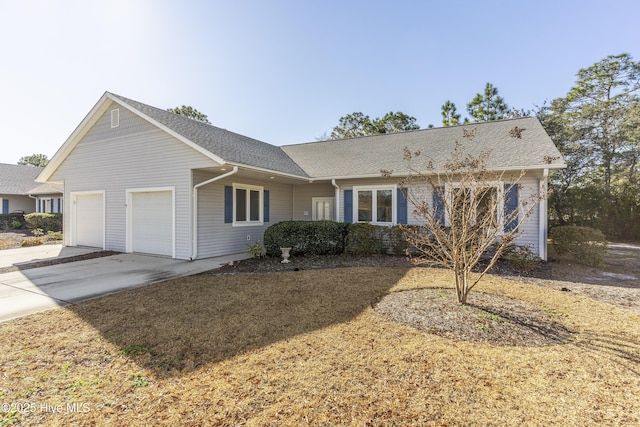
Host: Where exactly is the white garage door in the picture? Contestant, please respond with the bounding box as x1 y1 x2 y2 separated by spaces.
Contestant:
74 193 104 248
130 190 173 256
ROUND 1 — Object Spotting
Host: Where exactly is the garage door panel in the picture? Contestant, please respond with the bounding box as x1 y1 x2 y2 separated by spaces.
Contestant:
130 191 173 256
74 193 104 248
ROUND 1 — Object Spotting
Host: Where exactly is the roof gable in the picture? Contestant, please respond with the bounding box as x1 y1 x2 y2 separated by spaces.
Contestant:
108 94 308 177
39 92 308 183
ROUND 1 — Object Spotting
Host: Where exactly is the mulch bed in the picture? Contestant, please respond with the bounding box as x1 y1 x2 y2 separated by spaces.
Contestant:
375 289 574 346
213 253 415 274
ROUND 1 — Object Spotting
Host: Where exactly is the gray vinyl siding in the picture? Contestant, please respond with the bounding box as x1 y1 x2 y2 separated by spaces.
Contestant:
292 183 335 220
334 175 544 256
512 176 540 253
51 103 219 259
195 173 294 258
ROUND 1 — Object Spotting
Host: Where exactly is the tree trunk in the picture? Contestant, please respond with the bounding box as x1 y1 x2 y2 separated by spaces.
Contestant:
454 268 469 305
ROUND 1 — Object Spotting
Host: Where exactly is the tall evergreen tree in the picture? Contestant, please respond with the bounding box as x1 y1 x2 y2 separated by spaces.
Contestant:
330 111 419 139
466 83 509 122
441 100 461 126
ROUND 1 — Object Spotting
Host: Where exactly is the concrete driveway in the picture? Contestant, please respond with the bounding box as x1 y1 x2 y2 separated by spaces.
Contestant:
0 245 246 322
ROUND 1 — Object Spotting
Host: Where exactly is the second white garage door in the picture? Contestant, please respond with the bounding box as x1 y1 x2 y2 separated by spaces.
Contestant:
129 190 174 257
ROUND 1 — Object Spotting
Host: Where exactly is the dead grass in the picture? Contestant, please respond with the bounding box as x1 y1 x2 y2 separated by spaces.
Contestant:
0 267 639 426
0 230 62 250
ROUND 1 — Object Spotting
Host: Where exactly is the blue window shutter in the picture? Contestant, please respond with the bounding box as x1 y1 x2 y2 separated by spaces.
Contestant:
57 198 61 213
224 186 233 223
344 190 353 223
433 186 445 225
2 199 8 215
37 199 41 213
263 190 270 223
397 188 408 224
504 183 519 232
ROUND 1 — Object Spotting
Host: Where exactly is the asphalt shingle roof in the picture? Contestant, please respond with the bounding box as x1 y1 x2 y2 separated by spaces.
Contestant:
109 93 309 177
281 117 565 178
0 163 44 195
108 93 564 181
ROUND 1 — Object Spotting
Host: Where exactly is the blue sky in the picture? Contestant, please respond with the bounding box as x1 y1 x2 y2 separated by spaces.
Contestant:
1 0 638 164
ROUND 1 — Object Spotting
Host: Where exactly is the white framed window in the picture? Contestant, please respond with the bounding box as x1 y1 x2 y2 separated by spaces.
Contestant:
312 197 335 220
353 185 396 225
233 183 263 226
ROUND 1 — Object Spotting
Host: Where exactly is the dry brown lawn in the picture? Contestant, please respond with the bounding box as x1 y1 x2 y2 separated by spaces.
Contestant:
1 267 639 426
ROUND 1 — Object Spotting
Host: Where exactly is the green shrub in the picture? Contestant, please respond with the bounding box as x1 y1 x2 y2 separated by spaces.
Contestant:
345 223 386 255
500 244 542 271
264 220 412 257
550 225 606 267
263 220 349 257
247 240 266 258
24 213 62 232
389 225 419 255
0 213 26 230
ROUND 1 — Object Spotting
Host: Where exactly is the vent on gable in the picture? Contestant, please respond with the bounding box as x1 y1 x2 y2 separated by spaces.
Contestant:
111 109 120 128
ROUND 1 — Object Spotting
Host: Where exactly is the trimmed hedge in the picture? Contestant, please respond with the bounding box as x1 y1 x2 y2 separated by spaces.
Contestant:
263 220 349 256
345 223 385 255
24 213 63 232
550 225 606 267
264 220 412 257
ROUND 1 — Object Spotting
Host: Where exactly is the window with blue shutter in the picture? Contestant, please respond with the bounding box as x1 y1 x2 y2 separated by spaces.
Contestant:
226 184 265 225
57 198 61 213
432 186 445 225
2 199 8 215
224 186 233 223
504 183 519 232
397 188 408 224
263 190 270 222
344 190 353 223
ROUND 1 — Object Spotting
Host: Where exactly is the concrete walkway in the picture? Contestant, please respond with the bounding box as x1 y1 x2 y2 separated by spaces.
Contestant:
0 246 247 322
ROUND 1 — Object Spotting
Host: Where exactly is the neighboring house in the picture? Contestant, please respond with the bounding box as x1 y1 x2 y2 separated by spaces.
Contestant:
0 163 62 214
28 182 64 214
37 92 565 260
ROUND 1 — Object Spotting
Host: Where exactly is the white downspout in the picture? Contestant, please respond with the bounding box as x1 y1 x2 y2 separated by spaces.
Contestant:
539 168 549 261
191 166 238 260
332 179 340 222
28 194 38 212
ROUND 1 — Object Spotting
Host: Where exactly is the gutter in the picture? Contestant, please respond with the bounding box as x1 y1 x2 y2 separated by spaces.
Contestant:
190 166 238 260
225 162 311 182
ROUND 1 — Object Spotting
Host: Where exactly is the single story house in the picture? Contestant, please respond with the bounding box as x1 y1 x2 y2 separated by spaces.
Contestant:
37 92 565 260
0 163 63 214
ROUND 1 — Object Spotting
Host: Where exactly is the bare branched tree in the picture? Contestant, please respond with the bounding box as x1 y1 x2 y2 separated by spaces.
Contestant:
392 128 548 304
